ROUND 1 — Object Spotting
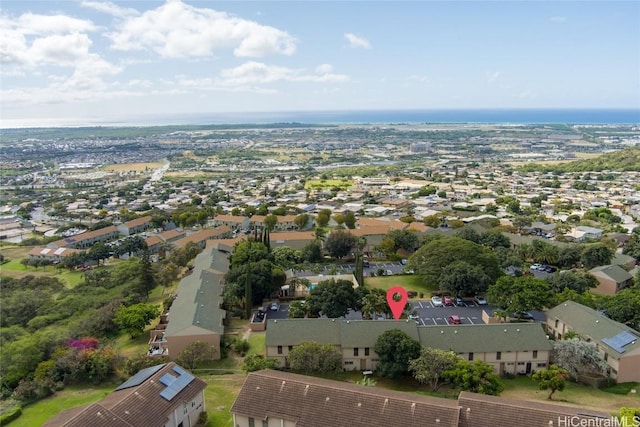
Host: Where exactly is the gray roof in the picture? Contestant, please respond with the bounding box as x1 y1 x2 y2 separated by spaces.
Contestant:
546 301 640 359
417 323 553 353
267 320 552 353
589 264 632 284
165 248 227 336
266 319 342 347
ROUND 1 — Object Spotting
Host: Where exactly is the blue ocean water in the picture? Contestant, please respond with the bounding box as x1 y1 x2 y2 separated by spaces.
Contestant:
141 109 640 126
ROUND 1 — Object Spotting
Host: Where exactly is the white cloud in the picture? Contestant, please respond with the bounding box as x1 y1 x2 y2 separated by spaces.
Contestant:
108 0 297 58
344 33 371 49
487 71 501 83
549 16 566 23
81 1 139 19
6 12 97 35
315 64 333 74
408 74 430 83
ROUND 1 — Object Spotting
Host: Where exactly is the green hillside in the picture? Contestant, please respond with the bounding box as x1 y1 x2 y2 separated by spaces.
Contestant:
519 147 640 172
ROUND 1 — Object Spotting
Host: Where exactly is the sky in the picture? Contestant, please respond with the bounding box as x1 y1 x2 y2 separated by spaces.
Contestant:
1 0 639 126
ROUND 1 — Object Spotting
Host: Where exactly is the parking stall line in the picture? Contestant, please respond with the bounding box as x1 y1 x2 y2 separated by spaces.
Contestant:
418 301 424 308
420 319 426 326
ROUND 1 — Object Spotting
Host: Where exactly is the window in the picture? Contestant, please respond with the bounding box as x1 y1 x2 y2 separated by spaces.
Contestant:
496 352 501 360
277 346 282 355
365 347 370 356
537 363 547 368
354 348 359 357
468 352 474 361
262 419 268 427
288 346 293 352
517 362 525 366
249 418 255 427
604 352 608 362
555 319 559 328
533 350 537 359
344 361 354 365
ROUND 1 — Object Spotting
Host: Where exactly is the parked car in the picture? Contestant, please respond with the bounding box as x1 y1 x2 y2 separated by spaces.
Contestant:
442 295 454 306
512 311 534 320
474 295 488 305
408 313 420 320
530 263 543 271
454 297 467 307
448 315 461 325
385 269 393 276
431 296 443 307
270 302 280 311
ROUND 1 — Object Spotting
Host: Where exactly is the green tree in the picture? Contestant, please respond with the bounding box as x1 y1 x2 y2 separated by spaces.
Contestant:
532 365 570 400
409 237 502 288
455 227 481 244
294 213 310 230
242 354 278 372
487 276 552 313
288 300 308 318
114 303 160 338
374 329 421 379
344 210 356 229
557 245 582 268
546 271 597 294
88 242 111 265
599 287 640 330
263 214 278 231
307 279 358 318
580 244 614 269
300 240 323 263
288 342 342 374
444 359 504 396
480 230 511 249
316 209 332 227
622 234 640 262
439 261 491 296
324 230 358 260
409 348 461 391
176 341 217 370
272 246 301 269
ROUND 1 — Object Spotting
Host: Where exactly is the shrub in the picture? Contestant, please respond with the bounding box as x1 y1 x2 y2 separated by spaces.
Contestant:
233 339 250 356
0 406 22 425
196 411 208 426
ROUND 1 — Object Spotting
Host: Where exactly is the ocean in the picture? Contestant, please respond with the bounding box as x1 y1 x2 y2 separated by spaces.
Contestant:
2 109 639 128
124 109 640 126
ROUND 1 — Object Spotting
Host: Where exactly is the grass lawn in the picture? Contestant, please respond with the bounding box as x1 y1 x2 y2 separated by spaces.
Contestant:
102 162 164 172
246 332 266 357
304 179 353 190
365 274 437 296
501 375 640 415
9 384 116 427
0 258 84 288
200 374 246 427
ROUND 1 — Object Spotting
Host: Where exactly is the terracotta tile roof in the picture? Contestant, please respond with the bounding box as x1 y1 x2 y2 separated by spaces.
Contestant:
144 235 161 248
457 391 609 427
270 231 315 241
49 225 119 248
231 370 461 427
158 229 185 240
122 216 151 228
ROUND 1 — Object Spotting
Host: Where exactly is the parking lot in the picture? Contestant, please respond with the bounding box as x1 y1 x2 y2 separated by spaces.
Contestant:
265 301 545 324
292 261 406 277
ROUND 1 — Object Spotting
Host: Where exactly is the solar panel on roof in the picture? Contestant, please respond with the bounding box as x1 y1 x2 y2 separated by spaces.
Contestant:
41 248 51 254
602 331 638 354
115 364 166 391
159 366 195 401
159 373 176 386
54 248 65 255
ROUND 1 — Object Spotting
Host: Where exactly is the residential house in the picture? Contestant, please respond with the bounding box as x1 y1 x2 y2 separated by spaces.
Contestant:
230 370 609 427
117 216 152 236
212 214 248 231
265 319 552 375
148 247 227 360
270 231 315 250
43 362 206 427
545 301 640 382
564 226 604 242
231 369 461 427
158 229 186 244
29 246 82 263
589 264 634 295
48 225 119 249
173 225 232 249
280 274 360 299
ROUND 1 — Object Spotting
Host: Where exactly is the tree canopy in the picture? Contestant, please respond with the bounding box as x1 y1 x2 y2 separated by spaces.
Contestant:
114 303 160 338
532 365 570 400
409 236 502 288
374 329 421 379
443 359 504 396
288 342 342 374
409 348 460 391
487 276 552 313
324 230 358 260
307 279 358 318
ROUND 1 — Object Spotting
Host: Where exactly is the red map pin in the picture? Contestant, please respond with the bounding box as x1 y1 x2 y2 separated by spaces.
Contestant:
386 286 408 321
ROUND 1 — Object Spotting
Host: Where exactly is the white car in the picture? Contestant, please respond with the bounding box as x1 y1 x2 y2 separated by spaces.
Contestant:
431 296 443 307
530 263 543 271
270 302 280 311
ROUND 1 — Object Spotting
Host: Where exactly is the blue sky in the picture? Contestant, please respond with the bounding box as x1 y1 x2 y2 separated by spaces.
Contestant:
1 0 638 126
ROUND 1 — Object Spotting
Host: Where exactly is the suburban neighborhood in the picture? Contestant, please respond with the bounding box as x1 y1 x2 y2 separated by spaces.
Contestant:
1 123 639 426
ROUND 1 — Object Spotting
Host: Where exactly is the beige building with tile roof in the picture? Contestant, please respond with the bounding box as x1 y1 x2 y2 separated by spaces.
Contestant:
588 264 634 295
546 301 640 382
